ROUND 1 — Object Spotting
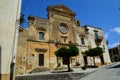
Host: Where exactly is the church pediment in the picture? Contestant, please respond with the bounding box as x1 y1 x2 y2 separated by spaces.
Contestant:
47 4 76 17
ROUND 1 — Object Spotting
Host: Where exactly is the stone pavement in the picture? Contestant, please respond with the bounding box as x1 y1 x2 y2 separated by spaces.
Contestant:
79 62 120 80
16 62 120 80
15 68 97 80
15 62 120 80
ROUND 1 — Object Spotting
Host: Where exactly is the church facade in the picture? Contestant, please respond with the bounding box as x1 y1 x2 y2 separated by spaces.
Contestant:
15 5 111 75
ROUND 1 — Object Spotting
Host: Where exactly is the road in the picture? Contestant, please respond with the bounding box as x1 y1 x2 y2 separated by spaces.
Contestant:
15 62 120 80
80 62 120 80
15 67 96 80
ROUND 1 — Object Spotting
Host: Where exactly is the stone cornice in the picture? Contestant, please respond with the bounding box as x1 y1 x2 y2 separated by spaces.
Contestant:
47 4 76 17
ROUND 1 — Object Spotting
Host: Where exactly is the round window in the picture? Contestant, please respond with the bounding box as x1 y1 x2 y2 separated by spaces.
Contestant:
59 23 68 33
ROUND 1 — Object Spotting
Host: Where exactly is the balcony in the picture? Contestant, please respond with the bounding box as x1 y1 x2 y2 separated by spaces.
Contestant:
95 36 103 43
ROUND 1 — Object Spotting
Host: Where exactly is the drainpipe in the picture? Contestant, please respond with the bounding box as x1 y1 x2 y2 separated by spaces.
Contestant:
10 0 21 80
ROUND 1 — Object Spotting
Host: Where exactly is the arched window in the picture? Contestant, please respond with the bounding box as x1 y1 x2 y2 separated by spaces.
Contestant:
39 32 44 40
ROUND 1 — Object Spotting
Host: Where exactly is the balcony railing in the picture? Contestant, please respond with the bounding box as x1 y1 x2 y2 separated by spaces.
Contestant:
95 36 103 43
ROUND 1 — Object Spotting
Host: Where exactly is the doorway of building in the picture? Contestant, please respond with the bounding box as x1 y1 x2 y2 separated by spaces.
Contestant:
39 54 44 66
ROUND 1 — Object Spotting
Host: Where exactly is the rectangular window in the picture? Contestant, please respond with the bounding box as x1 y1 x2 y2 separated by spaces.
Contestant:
81 38 85 45
95 32 98 39
103 45 105 50
39 32 44 40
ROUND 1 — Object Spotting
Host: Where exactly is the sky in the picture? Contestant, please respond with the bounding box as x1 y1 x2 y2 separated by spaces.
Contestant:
21 0 120 48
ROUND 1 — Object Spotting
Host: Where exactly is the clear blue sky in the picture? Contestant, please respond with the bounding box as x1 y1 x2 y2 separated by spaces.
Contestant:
21 0 120 48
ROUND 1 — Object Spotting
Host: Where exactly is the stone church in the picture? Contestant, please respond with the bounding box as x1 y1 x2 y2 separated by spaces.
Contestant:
15 4 111 75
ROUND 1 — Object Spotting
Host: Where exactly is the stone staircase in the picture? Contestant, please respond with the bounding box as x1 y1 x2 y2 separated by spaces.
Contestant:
29 67 50 73
15 73 86 80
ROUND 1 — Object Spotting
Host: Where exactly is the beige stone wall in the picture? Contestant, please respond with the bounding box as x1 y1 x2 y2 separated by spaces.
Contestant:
0 0 21 80
48 5 76 44
15 30 28 75
26 41 58 71
27 41 49 71
28 16 50 42
0 74 10 80
50 16 75 43
49 43 57 69
16 39 58 75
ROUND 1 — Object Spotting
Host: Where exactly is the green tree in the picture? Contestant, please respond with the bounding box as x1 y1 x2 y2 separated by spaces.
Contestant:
20 13 25 26
55 44 79 71
84 47 103 66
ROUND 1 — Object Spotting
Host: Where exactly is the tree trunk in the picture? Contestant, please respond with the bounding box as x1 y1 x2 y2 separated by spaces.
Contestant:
67 63 71 71
93 56 96 66
100 54 104 65
83 56 87 66
66 57 73 72
63 57 73 71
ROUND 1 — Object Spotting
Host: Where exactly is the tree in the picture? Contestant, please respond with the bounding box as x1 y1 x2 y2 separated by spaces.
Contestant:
84 47 103 66
20 13 25 26
55 44 79 71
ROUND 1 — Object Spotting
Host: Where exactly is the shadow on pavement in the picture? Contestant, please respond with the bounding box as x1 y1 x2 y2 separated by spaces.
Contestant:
51 70 74 73
108 64 120 68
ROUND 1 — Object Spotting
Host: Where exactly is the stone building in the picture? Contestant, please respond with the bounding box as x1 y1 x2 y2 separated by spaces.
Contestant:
109 45 120 62
0 0 21 80
82 25 111 66
15 5 111 75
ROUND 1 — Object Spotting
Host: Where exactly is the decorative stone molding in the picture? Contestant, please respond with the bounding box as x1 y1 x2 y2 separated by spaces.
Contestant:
28 16 35 21
28 16 35 25
35 48 47 52
47 4 76 17
79 34 85 37
84 28 89 34
36 27 46 31
93 30 98 32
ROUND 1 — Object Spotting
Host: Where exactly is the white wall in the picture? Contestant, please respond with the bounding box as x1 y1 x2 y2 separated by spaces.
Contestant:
0 0 21 75
87 26 111 63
